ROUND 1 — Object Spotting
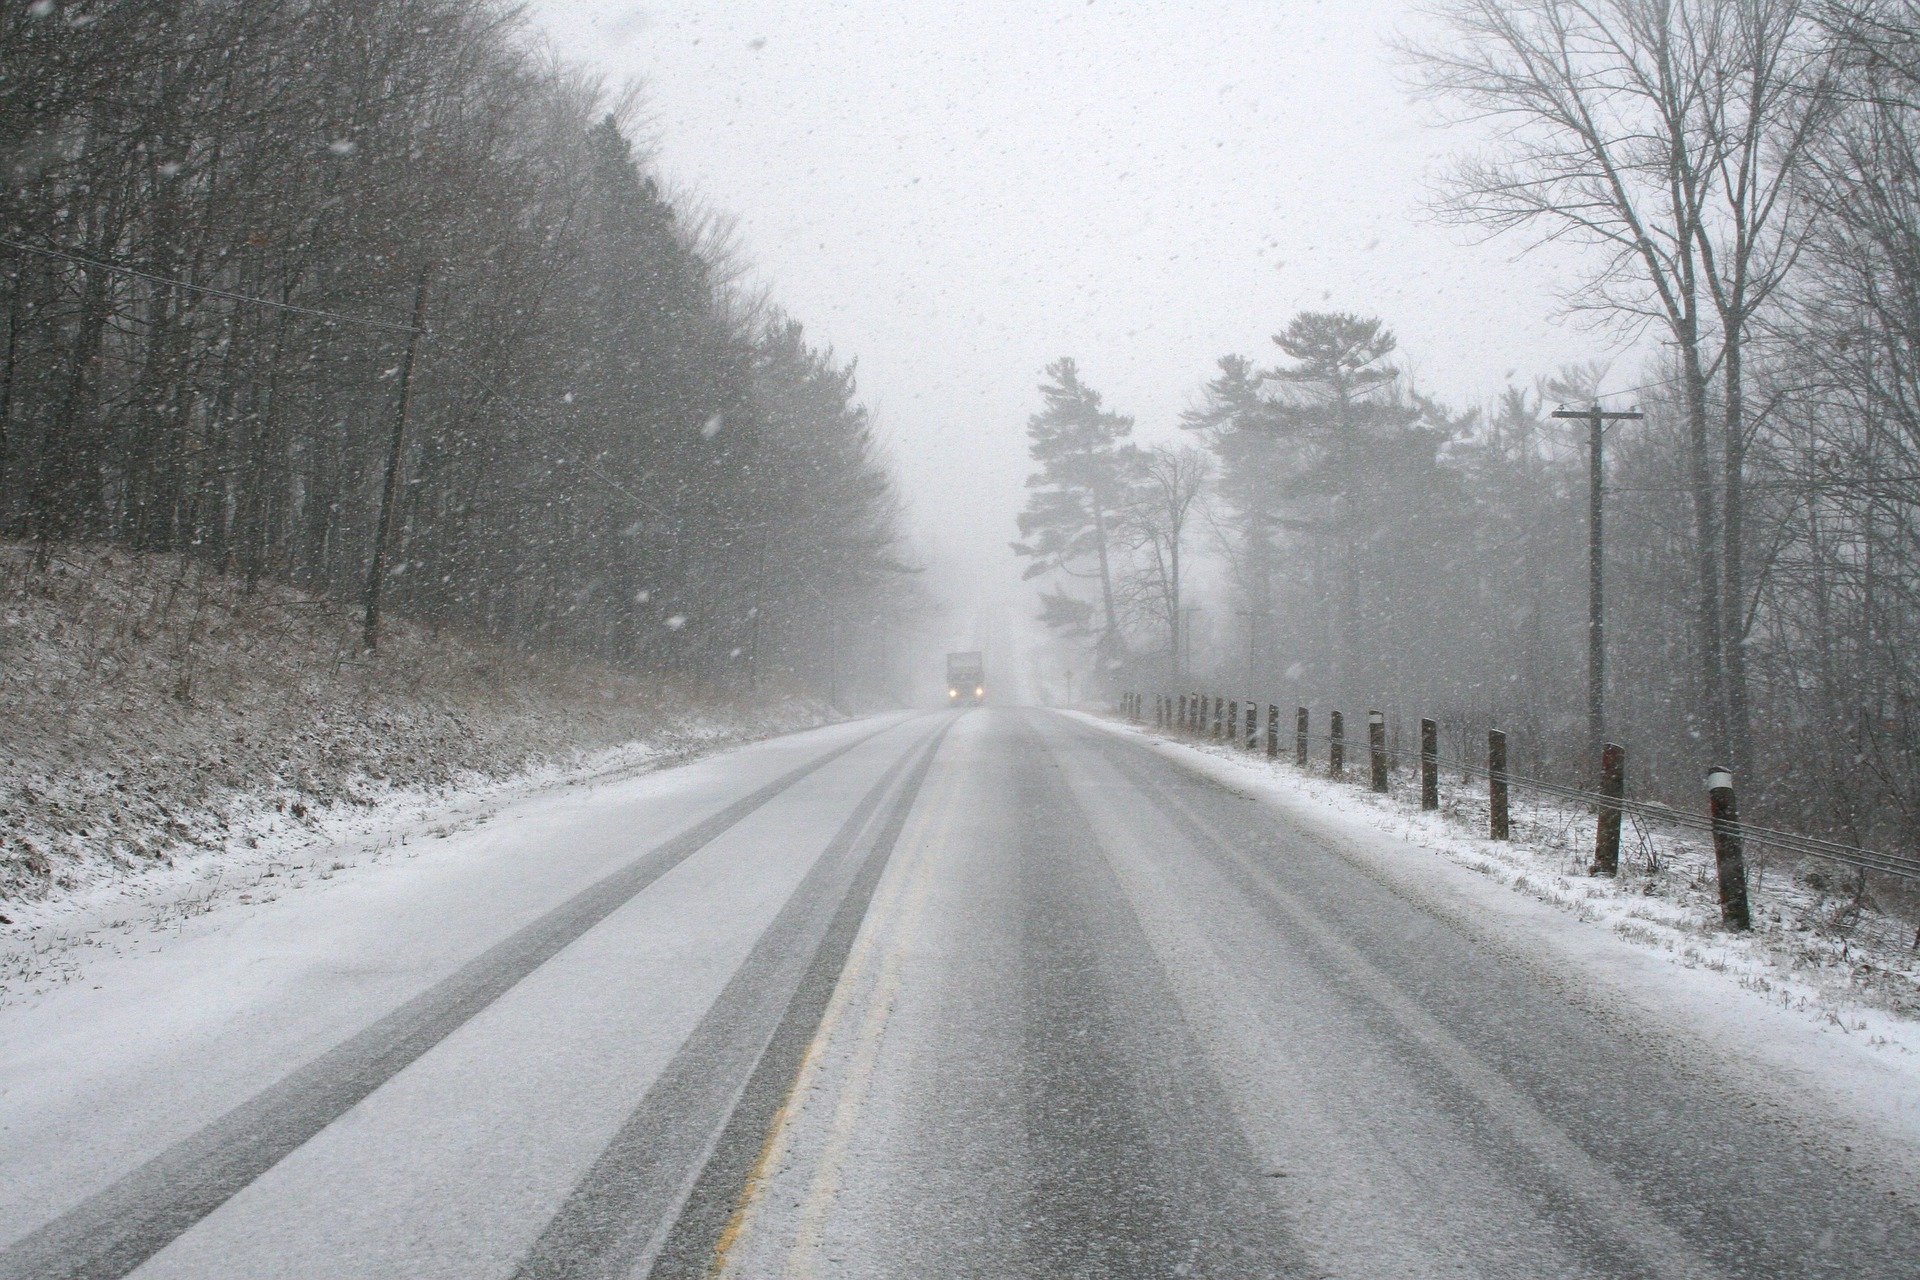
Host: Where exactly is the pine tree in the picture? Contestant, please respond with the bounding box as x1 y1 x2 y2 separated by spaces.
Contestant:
1012 357 1137 669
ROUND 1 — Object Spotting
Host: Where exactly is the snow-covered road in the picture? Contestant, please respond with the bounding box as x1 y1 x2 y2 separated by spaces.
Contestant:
2 709 1915 1278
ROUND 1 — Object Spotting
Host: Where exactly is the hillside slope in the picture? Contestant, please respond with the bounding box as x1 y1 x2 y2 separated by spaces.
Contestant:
0 544 829 909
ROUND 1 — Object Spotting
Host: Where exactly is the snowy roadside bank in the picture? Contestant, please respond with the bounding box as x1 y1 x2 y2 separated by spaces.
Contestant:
0 708 838 1005
0 544 842 996
1071 712 1920 1179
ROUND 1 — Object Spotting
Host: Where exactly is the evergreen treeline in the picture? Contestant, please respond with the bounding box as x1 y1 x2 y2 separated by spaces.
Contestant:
1019 0 1920 858
0 0 911 697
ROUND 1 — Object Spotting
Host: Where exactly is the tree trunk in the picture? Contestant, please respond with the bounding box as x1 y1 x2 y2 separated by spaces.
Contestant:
1092 497 1121 664
1722 331 1755 780
1168 516 1182 682
32 259 112 550
1680 329 1728 758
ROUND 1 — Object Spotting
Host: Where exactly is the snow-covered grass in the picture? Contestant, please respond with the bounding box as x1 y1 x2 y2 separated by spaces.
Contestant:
0 542 834 932
1089 714 1920 1057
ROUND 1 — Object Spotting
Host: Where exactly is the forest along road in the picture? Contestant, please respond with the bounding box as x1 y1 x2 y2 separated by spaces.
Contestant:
1 711 1916 1280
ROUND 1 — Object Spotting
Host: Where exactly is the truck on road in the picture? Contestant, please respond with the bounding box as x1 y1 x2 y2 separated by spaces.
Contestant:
946 651 985 706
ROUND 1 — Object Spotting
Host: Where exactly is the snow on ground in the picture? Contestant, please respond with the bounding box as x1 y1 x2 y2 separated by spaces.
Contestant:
0 543 837 1003
1075 711 1920 1161
0 722 822 1008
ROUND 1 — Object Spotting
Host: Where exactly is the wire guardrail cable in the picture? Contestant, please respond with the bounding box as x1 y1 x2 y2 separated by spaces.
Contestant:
1150 696 1920 882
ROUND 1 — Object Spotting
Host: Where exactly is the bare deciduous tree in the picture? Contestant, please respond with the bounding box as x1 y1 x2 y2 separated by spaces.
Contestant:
1407 0 1833 776
1117 445 1210 682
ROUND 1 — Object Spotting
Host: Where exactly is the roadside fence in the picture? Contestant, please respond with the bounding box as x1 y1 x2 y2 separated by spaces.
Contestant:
1119 690 1920 930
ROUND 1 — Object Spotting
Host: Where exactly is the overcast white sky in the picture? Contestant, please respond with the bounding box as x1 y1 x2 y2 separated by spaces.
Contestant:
531 0 1631 639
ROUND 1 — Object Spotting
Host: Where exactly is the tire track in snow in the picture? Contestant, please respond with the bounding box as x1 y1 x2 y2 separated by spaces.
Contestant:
0 719 905 1280
511 715 953 1280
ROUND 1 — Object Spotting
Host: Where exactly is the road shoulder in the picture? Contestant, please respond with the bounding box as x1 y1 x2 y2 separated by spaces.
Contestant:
1067 710 1920 1211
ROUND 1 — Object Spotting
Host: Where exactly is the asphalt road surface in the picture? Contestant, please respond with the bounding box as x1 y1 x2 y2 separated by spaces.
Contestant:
2 709 1915 1278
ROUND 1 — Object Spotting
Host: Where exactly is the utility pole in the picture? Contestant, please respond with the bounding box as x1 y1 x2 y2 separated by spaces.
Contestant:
1552 402 1643 765
363 265 432 652
1181 605 1201 682
1235 608 1256 689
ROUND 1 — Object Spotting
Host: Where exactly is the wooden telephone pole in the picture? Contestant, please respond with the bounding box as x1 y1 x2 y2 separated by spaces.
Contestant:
1552 402 1643 765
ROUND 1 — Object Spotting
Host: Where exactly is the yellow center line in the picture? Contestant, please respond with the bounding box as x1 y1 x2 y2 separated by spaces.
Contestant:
782 799 950 1276
708 749 960 1278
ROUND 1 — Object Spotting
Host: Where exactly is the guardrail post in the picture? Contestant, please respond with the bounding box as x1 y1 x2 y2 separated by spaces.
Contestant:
1369 710 1388 792
1212 696 1223 739
1228 700 1239 745
1295 707 1309 767
1330 711 1345 776
1706 767 1752 930
1246 700 1259 751
1421 718 1438 810
1267 704 1279 757
1488 729 1509 839
1593 742 1624 875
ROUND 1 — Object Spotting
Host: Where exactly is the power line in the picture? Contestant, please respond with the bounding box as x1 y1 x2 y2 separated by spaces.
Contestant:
0 237 425 335
3 235 672 518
